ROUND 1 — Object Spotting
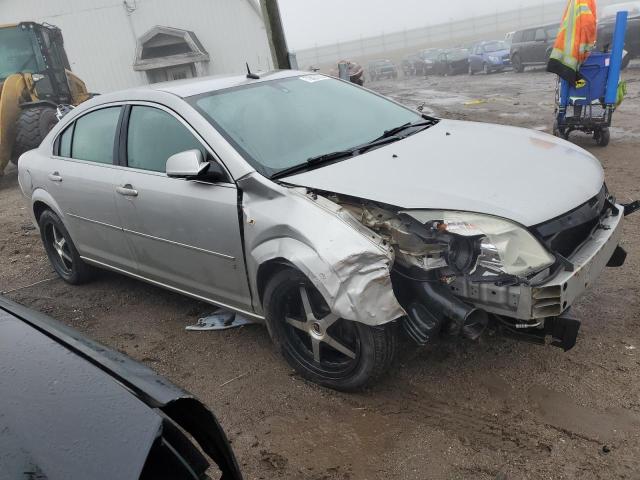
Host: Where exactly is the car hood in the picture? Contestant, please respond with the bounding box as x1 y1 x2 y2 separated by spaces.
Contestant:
282 120 604 226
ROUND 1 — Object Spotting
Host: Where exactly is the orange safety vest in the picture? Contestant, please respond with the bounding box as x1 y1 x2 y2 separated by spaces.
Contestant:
547 0 598 83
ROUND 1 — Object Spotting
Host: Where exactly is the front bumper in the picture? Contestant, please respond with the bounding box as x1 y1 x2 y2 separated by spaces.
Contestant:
451 205 624 321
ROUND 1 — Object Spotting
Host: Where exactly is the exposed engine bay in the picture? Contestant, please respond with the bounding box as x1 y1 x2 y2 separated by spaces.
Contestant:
318 189 630 351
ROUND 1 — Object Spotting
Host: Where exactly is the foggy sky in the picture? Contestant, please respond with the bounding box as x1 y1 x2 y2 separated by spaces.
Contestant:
278 0 562 50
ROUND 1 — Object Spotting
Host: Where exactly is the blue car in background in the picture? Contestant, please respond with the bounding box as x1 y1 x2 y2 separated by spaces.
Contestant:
468 40 511 74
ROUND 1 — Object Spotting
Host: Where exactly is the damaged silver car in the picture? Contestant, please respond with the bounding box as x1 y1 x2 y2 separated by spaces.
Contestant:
18 71 638 391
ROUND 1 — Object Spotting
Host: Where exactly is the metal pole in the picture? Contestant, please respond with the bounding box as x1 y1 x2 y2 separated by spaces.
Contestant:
605 11 628 105
260 0 291 69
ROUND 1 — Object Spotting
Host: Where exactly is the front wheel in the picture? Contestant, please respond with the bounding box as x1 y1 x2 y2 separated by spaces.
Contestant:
264 269 397 391
12 106 59 164
512 54 524 73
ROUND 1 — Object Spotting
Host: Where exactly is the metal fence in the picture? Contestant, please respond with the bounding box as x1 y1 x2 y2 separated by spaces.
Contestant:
294 0 624 69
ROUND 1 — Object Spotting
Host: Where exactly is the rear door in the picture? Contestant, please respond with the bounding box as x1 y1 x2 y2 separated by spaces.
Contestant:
531 28 549 63
469 44 482 71
48 106 135 270
114 103 252 311
520 29 537 63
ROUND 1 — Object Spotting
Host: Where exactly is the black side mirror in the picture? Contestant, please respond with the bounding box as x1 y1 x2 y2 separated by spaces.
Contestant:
196 161 228 183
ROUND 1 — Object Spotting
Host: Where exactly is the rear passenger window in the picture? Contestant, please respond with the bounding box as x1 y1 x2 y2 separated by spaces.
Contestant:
127 106 204 173
523 30 535 42
58 125 73 157
72 107 121 164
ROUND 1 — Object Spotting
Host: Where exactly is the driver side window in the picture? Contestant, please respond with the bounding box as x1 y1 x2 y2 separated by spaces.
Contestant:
126 106 204 173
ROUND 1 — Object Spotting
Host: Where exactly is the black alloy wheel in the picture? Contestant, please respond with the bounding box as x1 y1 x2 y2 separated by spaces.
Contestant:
39 210 94 284
264 268 396 391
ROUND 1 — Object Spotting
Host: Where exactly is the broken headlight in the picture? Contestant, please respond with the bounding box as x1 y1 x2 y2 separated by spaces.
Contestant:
405 211 555 277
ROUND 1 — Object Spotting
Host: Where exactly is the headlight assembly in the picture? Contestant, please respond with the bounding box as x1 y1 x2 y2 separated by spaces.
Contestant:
403 211 556 277
488 56 501 64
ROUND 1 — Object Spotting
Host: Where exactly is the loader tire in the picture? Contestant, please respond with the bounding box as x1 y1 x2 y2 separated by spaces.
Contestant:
12 106 59 165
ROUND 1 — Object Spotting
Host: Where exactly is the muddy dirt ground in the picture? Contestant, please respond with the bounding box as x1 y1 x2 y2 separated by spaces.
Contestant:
1 65 640 480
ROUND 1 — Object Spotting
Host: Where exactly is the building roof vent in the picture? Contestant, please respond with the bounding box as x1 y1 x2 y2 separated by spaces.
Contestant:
134 26 209 71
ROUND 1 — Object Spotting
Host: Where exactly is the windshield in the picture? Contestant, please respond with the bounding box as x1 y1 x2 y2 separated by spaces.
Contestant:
0 27 43 81
483 41 507 52
190 75 421 177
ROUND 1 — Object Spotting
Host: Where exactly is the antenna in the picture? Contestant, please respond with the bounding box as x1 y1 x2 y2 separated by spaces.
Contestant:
246 63 260 80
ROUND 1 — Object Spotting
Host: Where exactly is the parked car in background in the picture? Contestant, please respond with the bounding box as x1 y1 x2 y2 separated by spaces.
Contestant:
416 48 441 76
510 23 559 72
401 53 422 76
367 59 398 81
0 296 242 480
469 40 511 74
434 48 470 76
504 31 515 46
18 71 634 391
597 2 640 69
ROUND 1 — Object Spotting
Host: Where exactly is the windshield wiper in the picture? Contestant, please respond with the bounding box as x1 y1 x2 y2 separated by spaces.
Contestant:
376 118 437 141
271 118 438 180
271 148 358 179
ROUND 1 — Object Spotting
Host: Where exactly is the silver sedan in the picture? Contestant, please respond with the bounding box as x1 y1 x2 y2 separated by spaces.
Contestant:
18 71 633 390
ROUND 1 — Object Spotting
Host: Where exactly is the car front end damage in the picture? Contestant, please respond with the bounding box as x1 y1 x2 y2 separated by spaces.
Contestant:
313 186 635 351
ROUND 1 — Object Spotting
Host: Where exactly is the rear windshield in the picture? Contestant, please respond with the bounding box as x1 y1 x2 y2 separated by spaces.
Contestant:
447 50 469 61
0 27 44 80
189 75 420 177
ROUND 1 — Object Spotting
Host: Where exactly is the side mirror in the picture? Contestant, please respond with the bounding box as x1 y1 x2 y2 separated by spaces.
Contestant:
166 150 208 178
166 150 227 183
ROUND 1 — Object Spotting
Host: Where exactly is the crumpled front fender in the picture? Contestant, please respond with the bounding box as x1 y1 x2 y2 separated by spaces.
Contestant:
239 173 405 326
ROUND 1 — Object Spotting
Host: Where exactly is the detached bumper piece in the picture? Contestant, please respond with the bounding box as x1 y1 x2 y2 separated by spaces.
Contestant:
499 309 581 351
623 200 640 217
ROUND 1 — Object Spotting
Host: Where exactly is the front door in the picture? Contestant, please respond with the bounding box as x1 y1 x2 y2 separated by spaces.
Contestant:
114 104 252 311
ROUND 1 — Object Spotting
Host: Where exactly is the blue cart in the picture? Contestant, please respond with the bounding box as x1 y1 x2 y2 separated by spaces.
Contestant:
553 11 628 147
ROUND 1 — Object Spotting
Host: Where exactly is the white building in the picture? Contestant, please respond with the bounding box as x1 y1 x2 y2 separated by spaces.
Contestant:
0 0 274 93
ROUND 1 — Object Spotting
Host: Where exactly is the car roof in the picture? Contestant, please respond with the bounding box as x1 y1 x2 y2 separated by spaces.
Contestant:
151 69 308 97
97 69 308 101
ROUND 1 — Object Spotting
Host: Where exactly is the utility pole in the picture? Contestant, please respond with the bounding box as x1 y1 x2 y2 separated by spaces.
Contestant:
260 0 291 69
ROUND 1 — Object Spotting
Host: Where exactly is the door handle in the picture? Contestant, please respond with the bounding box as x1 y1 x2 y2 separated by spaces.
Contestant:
116 185 138 197
48 172 63 182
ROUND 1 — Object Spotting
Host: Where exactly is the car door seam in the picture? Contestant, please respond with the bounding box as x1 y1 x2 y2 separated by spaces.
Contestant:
67 213 235 261
122 228 235 261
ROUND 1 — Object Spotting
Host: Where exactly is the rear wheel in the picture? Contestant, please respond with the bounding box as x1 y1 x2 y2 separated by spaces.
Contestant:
264 268 397 391
39 210 95 284
12 106 59 164
595 127 610 147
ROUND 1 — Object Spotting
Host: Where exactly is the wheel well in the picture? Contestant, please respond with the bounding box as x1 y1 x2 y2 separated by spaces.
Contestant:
256 259 296 306
33 201 51 222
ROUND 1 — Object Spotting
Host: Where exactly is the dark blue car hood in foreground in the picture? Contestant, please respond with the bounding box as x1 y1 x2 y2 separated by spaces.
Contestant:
0 296 242 480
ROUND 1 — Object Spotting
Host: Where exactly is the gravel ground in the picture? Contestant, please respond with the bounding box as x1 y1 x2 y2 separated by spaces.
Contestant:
1 64 639 480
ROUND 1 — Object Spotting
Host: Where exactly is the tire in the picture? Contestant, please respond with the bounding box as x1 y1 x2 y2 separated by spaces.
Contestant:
263 268 397 391
12 106 59 164
512 54 524 73
39 210 95 285
483 63 491 75
595 127 610 147
468 64 475 75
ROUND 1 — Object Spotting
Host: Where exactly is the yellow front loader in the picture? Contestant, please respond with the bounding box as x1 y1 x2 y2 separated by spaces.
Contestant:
0 22 91 175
